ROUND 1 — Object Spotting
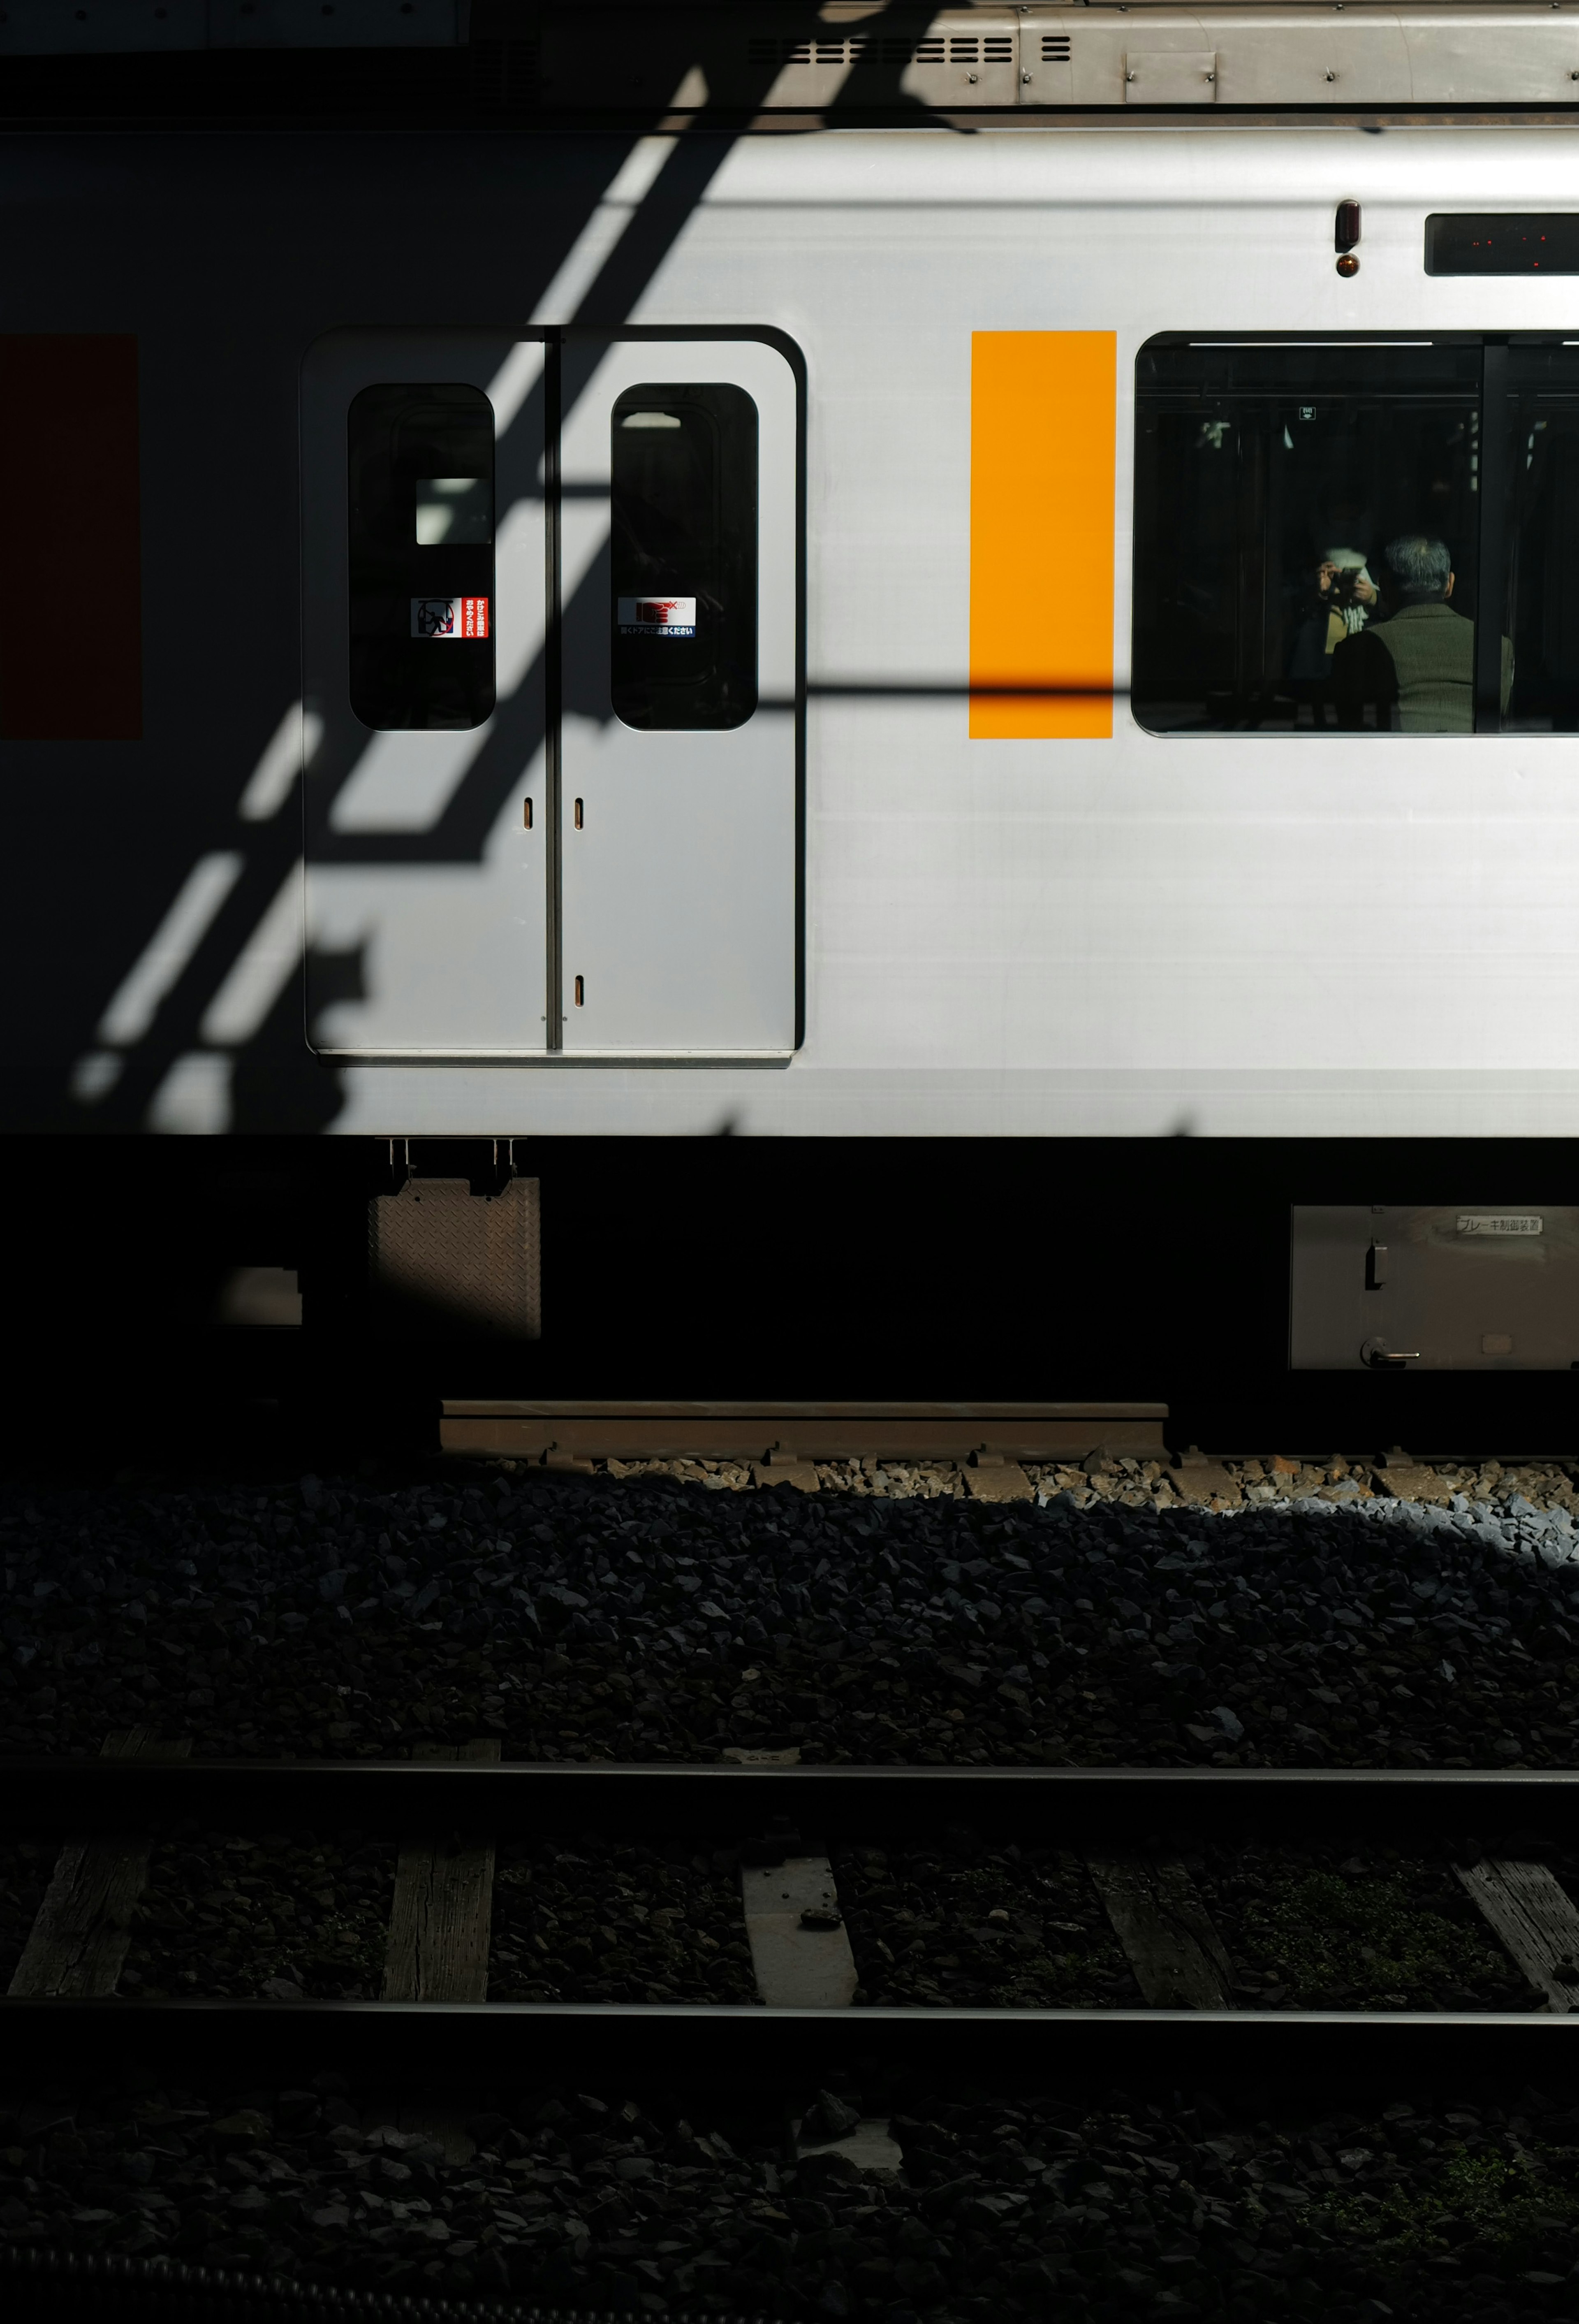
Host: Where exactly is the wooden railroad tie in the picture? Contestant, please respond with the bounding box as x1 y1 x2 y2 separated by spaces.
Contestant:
382 1739 502 2006
8 1728 190 2000
1086 1853 1236 2011
1455 1857 1579 2014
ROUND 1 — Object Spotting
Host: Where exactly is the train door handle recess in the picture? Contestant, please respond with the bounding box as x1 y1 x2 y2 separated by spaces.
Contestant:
574 976 584 1007
573 798 583 830
1366 1241 1387 1288
523 798 533 830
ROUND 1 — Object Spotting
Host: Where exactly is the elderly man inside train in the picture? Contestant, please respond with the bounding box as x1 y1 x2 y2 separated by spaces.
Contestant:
1329 533 1512 733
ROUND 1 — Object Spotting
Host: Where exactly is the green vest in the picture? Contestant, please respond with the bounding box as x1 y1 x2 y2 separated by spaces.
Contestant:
1373 601 1512 733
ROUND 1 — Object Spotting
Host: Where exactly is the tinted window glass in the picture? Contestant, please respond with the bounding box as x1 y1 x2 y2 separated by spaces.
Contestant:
611 383 757 730
1506 408 1579 729
1134 341 1482 734
1492 348 1579 731
348 383 494 731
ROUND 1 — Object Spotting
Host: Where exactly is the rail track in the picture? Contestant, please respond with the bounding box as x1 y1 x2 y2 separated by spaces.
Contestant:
8 1444 1578 2317
6 1756 1579 2089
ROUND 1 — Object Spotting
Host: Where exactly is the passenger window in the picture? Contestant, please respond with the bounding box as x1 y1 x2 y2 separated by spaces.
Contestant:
348 383 494 731
610 383 757 730
1134 340 1484 734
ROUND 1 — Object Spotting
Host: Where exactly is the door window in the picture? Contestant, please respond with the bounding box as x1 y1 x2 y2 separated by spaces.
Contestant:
610 383 758 730
348 382 495 731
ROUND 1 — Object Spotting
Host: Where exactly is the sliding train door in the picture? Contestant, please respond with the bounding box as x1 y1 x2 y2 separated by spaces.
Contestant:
302 330 549 1057
301 329 798 1062
557 335 799 1056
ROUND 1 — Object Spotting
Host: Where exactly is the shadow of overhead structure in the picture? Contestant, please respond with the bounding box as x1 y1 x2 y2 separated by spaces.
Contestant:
60 7 935 1136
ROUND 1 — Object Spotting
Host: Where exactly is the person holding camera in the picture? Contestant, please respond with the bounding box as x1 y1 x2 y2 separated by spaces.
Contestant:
1287 546 1378 681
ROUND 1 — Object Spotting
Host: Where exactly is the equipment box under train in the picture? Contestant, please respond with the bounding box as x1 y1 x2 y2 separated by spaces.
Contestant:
1290 1205 1579 1371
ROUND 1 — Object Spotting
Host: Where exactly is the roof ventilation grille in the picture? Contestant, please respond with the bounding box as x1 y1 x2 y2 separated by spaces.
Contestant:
889 34 1009 65
746 35 868 66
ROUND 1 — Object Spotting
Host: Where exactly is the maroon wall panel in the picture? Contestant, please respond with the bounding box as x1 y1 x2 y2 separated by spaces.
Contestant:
0 336 141 740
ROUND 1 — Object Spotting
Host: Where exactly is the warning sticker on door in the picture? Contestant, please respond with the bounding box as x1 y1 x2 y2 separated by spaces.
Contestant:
618 596 696 637
1457 1214 1543 1236
412 596 490 640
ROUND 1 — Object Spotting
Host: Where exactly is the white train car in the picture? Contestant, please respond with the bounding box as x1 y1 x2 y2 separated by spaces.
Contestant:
7 2 1579 1396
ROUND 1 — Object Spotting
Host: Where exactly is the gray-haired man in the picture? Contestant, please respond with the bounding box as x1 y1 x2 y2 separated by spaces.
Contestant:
1331 534 1511 732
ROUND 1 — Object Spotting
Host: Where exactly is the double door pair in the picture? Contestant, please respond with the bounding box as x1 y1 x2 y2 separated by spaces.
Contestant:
301 329 799 1058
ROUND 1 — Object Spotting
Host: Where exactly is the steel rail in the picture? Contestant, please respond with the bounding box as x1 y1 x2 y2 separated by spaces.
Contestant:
0 1995 1572 2090
1 1757 1575 1841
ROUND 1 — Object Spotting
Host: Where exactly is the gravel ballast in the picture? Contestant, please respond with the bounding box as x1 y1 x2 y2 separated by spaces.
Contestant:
835 1842 1141 2010
7 1456 1579 2315
488 1838 757 2004
123 1830 397 2000
3 2073 1578 2319
2 1464 1578 1771
1187 1842 1553 2012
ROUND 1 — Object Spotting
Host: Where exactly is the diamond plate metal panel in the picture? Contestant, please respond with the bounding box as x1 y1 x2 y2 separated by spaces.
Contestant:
369 1176 540 1337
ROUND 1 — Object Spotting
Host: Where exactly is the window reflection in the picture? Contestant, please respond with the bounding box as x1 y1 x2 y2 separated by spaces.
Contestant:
1503 364 1579 731
1134 341 1486 734
414 475 492 547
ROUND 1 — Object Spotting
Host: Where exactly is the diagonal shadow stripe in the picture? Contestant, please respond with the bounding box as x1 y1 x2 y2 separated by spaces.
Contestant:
71 5 927 1130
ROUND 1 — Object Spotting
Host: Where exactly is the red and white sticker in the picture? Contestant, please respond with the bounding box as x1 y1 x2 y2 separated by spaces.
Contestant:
412 596 490 640
618 595 696 637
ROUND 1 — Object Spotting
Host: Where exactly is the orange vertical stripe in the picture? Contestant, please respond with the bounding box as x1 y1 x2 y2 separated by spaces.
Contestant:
969 331 1116 740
